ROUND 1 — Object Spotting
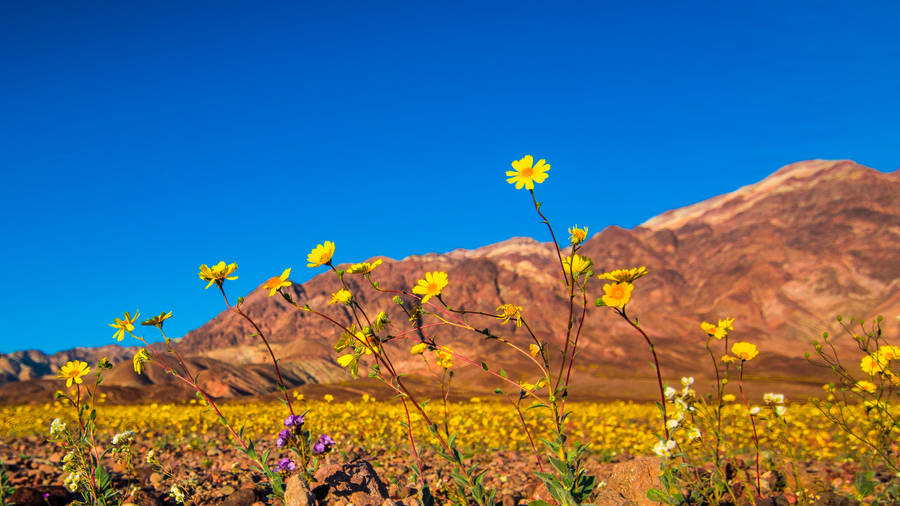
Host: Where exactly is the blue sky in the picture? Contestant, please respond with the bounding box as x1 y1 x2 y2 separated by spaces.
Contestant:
2 1 898 354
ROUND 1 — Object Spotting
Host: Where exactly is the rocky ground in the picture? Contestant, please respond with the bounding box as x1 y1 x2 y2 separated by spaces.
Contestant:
1 434 870 506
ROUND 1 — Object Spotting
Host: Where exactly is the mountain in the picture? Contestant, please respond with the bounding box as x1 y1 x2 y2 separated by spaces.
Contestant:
2 160 898 403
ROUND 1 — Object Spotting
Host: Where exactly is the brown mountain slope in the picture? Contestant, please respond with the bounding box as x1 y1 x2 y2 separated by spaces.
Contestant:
2 159 897 402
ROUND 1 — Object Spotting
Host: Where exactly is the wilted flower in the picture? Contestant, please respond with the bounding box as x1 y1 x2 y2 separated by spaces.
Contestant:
568 225 588 245
562 254 593 278
496 303 523 327
347 259 383 275
141 311 173 328
529 344 541 357
133 348 150 375
111 430 135 445
109 311 139 341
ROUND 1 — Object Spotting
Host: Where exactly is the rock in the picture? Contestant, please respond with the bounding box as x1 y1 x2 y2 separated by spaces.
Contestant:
314 459 391 506
592 456 663 506
220 487 258 506
284 474 316 506
220 485 237 496
813 492 861 506
122 487 164 506
9 485 71 506
149 471 164 487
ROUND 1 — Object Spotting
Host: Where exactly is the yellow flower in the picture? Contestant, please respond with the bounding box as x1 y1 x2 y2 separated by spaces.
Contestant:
307 241 335 268
323 394 334 402
57 361 91 388
412 271 449 303
562 254 593 280
262 268 292 296
410 342 428 355
721 394 736 402
731 342 759 361
601 282 633 309
198 261 238 289
141 311 172 328
347 259 383 275
336 354 355 368
860 354 887 375
877 345 900 362
329 289 353 305
496 303 523 327
434 347 454 369
597 266 648 283
506 155 550 190
373 311 390 332
110 311 139 341
568 225 588 245
529 344 541 357
852 380 877 394
721 355 737 364
701 317 733 340
133 349 151 375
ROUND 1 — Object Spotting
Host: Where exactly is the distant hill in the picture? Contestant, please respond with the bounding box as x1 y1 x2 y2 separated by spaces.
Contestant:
3 160 898 403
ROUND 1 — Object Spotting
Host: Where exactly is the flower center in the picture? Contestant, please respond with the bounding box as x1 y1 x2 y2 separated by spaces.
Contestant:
427 282 440 293
520 167 534 178
612 286 625 298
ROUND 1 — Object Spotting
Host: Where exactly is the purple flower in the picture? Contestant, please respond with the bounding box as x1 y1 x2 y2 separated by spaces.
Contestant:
276 428 291 448
283 414 304 429
275 457 296 473
312 434 335 455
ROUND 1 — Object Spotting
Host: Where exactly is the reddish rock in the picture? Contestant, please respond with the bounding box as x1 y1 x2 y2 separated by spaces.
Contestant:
313 459 391 505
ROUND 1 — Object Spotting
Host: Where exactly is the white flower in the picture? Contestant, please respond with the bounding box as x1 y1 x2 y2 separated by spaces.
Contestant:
652 440 671 458
749 406 761 415
763 392 785 404
111 430 135 445
664 386 677 399
681 376 694 387
146 449 157 464
64 471 82 492
775 405 787 417
170 484 186 503
688 427 701 440
666 418 680 430
49 418 66 437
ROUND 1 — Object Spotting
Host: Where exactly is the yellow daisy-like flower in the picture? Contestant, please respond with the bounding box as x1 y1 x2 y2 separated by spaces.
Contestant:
198 261 238 289
877 345 900 362
721 355 738 364
57 360 91 388
529 344 541 357
412 271 449 304
852 380 877 394
601 282 633 309
721 393 736 402
700 317 733 340
141 311 172 328
329 289 352 305
731 342 759 361
434 347 454 369
336 354 355 368
410 342 428 355
597 266 648 283
568 225 588 245
262 268 292 297
506 155 550 190
496 303 523 327
110 311 139 341
307 241 335 268
562 254 593 278
860 354 887 375
133 349 151 375
323 394 334 402
347 259 383 275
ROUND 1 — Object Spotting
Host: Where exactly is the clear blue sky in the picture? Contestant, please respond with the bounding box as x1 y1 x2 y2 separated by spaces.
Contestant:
2 1 898 354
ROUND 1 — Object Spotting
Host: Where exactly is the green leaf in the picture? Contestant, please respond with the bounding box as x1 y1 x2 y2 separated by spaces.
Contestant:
499 368 508 378
528 501 552 506
854 471 876 497
646 488 671 504
481 361 489 371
